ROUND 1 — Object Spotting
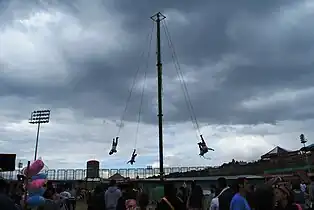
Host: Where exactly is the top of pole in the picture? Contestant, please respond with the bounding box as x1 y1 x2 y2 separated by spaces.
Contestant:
150 12 166 22
29 109 51 124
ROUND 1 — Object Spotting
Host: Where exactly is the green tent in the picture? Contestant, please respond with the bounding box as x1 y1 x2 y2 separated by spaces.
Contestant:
151 185 164 202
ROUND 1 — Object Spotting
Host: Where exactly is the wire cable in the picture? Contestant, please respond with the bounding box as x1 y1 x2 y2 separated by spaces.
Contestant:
116 23 155 137
162 21 201 135
134 26 154 148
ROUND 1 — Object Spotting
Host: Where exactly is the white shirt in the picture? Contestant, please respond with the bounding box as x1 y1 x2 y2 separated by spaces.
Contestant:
210 187 230 210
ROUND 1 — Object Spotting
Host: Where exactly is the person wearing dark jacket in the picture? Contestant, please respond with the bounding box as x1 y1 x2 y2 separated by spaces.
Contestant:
0 179 18 210
216 177 234 210
156 183 186 210
89 185 105 210
187 185 203 209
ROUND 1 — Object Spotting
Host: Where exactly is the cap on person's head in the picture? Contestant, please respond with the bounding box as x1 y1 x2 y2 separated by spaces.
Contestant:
217 177 227 188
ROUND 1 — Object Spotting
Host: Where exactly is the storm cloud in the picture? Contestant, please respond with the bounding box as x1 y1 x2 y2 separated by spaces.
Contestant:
0 0 313 169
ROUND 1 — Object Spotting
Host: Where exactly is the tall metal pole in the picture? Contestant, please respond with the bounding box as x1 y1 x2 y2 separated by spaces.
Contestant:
34 123 41 161
151 12 166 182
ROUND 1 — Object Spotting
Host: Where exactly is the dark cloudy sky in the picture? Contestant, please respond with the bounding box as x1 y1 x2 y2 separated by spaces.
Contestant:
0 0 313 169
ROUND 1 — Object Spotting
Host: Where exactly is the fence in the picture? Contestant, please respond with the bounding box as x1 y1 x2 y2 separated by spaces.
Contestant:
0 167 206 180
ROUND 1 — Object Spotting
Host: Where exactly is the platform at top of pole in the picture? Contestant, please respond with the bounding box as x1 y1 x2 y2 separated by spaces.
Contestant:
150 12 166 22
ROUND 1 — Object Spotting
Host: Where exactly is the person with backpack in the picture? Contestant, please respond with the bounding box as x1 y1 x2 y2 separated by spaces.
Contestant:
0 179 19 210
210 177 233 210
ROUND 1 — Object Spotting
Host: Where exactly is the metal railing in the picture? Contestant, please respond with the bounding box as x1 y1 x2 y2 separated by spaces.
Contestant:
0 167 206 180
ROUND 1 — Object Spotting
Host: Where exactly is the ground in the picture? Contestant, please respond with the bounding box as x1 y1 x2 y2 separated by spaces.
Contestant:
76 201 87 210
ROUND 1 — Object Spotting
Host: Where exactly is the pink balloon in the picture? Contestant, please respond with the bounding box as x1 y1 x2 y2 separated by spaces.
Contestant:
28 179 46 190
27 160 44 177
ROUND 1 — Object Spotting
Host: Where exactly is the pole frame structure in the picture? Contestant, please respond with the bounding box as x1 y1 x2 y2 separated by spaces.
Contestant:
29 110 51 161
151 12 166 182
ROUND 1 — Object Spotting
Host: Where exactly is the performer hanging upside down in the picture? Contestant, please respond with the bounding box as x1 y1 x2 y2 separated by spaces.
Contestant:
127 149 137 165
109 137 119 155
198 135 214 156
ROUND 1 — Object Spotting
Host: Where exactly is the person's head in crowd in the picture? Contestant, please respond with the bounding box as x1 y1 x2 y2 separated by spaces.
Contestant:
56 186 63 194
94 184 103 194
109 179 116 187
103 183 108 191
235 177 250 195
254 185 275 210
125 183 137 199
43 188 55 199
274 184 291 207
217 177 227 191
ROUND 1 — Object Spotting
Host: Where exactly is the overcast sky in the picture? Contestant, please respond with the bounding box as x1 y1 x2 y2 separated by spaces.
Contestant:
1 0 314 170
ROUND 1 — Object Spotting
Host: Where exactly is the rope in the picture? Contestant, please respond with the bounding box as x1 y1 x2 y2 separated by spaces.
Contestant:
116 23 155 137
201 155 211 160
134 27 154 148
162 21 201 136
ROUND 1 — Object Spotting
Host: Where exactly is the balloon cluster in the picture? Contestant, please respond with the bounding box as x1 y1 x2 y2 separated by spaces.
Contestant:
22 159 47 207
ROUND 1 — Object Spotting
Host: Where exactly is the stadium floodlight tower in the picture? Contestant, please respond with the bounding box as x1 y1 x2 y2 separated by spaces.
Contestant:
300 134 307 148
29 110 51 161
300 133 310 173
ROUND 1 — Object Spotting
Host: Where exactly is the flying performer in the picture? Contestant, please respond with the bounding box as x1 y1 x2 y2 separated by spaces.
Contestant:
127 149 137 165
109 137 119 155
198 135 214 156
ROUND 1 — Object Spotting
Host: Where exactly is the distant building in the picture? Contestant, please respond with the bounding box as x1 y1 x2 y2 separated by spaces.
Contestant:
163 145 314 179
261 146 293 160
262 146 314 177
108 173 125 182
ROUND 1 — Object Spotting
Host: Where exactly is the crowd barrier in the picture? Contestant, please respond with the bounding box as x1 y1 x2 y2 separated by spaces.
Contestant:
0 167 206 180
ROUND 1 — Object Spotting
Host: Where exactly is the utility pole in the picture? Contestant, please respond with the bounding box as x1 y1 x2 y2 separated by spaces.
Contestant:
151 12 166 182
29 110 51 160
